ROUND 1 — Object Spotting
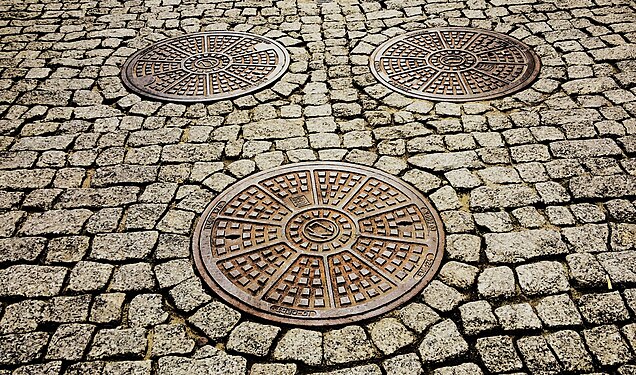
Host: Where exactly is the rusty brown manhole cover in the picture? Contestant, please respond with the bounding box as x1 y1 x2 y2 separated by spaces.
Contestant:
370 27 541 102
193 162 445 326
121 32 290 102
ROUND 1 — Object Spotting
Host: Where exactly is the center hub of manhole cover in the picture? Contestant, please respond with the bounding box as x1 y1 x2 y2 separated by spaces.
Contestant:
193 162 445 326
121 31 289 102
369 27 541 102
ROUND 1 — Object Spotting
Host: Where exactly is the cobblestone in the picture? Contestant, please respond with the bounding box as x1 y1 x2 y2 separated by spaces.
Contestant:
1 0 636 373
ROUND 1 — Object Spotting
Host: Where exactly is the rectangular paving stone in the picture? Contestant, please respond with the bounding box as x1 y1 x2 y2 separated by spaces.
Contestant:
161 143 224 162
570 175 636 199
91 231 158 261
546 330 594 373
470 185 539 210
484 229 567 263
0 265 67 297
597 251 636 286
0 237 46 264
55 186 140 208
0 332 50 365
18 209 92 236
243 119 305 139
0 169 56 189
408 151 482 172
550 139 623 158
92 165 159 187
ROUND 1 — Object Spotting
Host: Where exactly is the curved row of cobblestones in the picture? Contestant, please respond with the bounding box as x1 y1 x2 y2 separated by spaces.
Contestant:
0 0 635 374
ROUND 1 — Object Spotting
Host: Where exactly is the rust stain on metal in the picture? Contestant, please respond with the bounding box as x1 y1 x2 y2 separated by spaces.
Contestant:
370 27 541 102
121 32 290 102
193 162 445 326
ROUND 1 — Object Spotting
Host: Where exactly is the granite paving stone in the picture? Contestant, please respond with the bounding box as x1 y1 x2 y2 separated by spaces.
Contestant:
2 0 636 373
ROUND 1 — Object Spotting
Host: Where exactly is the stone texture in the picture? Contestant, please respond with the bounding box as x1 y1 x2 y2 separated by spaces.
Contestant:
484 230 567 263
227 321 280 357
475 336 522 373
418 319 468 364
188 302 241 340
273 328 322 366
324 326 377 365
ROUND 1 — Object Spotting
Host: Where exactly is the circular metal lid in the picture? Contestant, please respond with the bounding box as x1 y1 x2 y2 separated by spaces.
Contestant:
121 31 290 102
370 27 541 102
193 162 445 326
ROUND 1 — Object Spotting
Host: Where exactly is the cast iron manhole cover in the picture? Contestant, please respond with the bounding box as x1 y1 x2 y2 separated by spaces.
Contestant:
193 162 445 326
121 32 290 102
370 27 541 102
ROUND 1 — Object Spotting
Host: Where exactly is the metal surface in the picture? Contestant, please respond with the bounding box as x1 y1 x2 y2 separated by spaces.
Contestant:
369 27 541 102
121 32 290 102
193 162 445 326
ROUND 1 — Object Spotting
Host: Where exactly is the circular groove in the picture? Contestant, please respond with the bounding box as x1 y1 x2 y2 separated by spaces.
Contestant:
369 27 541 102
121 31 290 102
193 162 446 326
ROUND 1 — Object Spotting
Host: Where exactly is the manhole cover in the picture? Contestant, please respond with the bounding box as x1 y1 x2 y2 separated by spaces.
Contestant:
193 162 445 326
121 32 290 102
369 27 541 102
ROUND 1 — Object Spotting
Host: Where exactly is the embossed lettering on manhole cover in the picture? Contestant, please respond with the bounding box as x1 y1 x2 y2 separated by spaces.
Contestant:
193 162 445 326
370 27 541 102
121 32 290 102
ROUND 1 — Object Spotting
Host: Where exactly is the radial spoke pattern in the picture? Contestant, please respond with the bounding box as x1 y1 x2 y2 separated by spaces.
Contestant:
193 162 445 326
121 32 289 102
370 27 541 102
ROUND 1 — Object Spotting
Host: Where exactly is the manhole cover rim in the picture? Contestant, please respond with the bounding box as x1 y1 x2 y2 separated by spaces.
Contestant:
369 27 542 102
192 161 445 326
121 31 291 103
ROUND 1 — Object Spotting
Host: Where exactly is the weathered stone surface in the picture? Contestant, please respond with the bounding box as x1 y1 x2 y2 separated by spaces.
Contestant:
516 261 570 296
597 251 636 285
459 300 498 335
418 319 468 364
46 324 95 361
535 294 583 327
157 350 247 375
368 318 416 355
128 294 169 327
546 330 593 373
188 301 241 340
477 266 516 299
517 335 562 375
274 328 323 366
398 302 440 334
19 209 92 235
0 237 46 264
88 328 147 360
382 353 423 375
495 303 542 331
578 292 630 325
583 325 634 366
475 335 522 373
227 321 280 357
151 324 195 357
91 231 158 261
0 265 67 297
310 364 382 375
0 332 50 365
484 230 567 263
470 185 539 210
324 325 377 365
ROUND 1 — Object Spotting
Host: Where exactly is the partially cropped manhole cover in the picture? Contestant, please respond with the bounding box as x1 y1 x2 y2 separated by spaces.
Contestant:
121 32 290 102
370 27 541 102
193 162 445 326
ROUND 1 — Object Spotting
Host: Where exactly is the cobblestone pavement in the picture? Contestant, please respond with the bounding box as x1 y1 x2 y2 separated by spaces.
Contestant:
1 0 636 373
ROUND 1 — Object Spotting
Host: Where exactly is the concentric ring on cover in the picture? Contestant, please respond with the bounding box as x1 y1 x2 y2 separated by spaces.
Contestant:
193 162 445 326
369 27 541 102
121 32 290 102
